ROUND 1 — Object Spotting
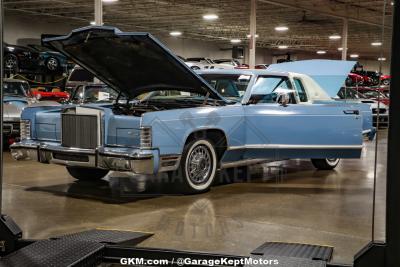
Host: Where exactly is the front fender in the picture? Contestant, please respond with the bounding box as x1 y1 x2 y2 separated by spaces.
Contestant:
141 105 245 155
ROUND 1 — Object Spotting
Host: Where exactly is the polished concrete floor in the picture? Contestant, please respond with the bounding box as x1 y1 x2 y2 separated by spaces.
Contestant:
2 131 387 265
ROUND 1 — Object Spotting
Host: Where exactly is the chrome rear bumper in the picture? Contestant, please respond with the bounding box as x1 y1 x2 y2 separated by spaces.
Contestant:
10 140 159 175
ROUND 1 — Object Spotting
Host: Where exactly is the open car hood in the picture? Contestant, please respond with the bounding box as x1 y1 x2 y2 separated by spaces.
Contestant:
43 26 224 100
267 60 356 97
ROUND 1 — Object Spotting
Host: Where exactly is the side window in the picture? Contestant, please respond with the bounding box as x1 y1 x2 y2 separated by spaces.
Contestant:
249 76 295 104
293 78 308 102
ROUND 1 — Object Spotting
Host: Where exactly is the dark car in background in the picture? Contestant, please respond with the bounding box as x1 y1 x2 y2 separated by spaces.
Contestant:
28 44 73 72
69 84 119 104
64 65 97 93
3 43 41 72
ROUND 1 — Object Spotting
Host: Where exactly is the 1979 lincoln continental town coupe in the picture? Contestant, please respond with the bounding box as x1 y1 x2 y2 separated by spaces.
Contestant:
11 27 372 193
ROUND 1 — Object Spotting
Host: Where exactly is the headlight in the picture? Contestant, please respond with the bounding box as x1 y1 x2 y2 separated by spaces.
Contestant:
140 127 152 149
20 120 31 140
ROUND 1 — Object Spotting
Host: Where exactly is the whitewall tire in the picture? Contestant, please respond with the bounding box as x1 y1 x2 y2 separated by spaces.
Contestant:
311 158 340 170
178 138 217 194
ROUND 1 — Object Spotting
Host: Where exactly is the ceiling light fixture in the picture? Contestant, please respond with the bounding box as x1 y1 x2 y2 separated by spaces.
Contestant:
275 26 289 32
371 42 383 46
316 50 326 54
350 54 359 58
231 39 242 43
170 31 182 36
203 14 219 20
247 34 259 38
278 45 288 49
90 21 96 25
102 0 119 2
378 57 386 61
329 35 341 40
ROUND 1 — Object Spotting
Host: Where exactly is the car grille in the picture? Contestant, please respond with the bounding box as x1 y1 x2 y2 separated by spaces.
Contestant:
61 114 98 149
372 108 387 114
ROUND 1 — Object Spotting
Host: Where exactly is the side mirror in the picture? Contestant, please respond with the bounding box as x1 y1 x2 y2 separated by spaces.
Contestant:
274 88 293 107
278 93 290 107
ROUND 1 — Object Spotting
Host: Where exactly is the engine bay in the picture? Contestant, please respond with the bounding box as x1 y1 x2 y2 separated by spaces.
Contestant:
112 98 225 116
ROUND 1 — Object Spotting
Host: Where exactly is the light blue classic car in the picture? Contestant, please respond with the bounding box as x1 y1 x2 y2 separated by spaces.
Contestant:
10 27 372 194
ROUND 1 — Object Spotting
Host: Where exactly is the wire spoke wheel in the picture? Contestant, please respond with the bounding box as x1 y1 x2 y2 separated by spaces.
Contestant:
187 145 212 185
179 138 218 194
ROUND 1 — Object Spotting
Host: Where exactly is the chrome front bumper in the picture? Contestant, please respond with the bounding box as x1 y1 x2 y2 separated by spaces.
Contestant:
10 140 159 175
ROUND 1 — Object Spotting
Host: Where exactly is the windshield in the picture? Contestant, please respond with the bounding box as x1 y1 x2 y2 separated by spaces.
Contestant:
71 85 120 103
3 81 31 97
200 74 251 101
69 68 95 83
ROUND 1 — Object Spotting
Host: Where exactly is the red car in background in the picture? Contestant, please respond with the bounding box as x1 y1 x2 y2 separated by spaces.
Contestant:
31 86 70 102
380 74 391 85
353 69 391 86
346 73 365 86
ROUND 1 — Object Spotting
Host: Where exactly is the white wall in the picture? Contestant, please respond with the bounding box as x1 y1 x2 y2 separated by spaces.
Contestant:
160 37 232 59
4 12 75 45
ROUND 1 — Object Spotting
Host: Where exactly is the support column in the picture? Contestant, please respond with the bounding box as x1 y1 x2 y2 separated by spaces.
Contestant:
95 0 103 26
249 0 256 68
341 18 348 60
386 1 400 266
0 0 4 213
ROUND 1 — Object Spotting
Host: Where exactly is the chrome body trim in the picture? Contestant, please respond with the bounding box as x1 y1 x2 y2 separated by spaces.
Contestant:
220 158 275 169
227 144 363 150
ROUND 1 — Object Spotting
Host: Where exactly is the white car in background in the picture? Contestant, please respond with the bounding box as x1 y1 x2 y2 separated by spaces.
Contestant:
183 57 242 70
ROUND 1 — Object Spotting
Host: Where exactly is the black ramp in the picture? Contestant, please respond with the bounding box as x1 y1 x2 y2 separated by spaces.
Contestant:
246 256 326 267
0 239 104 267
53 229 153 245
251 242 333 262
0 229 152 267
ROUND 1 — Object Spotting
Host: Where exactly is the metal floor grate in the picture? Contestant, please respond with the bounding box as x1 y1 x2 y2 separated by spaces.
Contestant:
246 255 327 267
0 229 152 267
53 229 153 245
251 242 333 262
0 239 104 267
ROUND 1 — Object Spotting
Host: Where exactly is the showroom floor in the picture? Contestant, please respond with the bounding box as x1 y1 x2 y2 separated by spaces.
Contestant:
2 130 387 265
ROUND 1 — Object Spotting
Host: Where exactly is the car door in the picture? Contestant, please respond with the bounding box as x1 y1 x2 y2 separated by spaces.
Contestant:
242 75 363 161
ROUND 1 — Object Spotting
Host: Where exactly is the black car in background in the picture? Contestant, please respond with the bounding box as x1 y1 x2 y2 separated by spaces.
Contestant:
28 44 72 72
3 43 40 72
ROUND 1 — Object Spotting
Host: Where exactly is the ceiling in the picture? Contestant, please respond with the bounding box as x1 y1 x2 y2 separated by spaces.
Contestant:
4 0 394 59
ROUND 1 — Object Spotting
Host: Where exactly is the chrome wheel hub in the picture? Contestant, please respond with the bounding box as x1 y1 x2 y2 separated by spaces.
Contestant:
47 58 58 70
187 145 212 185
5 57 17 69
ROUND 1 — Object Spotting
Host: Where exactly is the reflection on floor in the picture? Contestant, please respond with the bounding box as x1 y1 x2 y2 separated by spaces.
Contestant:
3 130 387 265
